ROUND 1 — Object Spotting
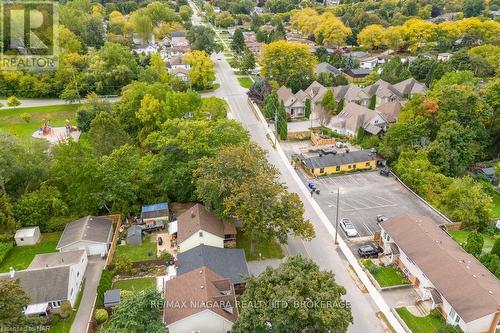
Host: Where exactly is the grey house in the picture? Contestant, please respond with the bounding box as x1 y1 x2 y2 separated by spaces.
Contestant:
127 225 143 245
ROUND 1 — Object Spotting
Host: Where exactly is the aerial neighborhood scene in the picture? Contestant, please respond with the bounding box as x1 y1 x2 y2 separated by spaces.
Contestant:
0 0 499 332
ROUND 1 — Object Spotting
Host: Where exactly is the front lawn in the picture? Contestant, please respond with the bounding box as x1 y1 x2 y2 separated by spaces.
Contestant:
114 234 157 262
236 231 284 261
362 259 410 288
449 230 498 254
238 77 253 89
112 277 156 292
0 232 62 272
396 307 446 333
0 104 80 139
48 280 85 333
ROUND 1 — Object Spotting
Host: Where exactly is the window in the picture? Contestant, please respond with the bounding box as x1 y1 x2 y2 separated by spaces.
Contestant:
336 166 340 171
319 168 324 174
20 238 24 241
365 162 370 166
353 164 356 169
199 231 203 237
77 272 80 278
81 257 84 263
448 307 460 323
70 288 73 296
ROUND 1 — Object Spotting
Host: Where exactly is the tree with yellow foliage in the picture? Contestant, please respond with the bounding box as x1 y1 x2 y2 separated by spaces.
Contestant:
261 41 316 92
184 51 216 90
383 26 405 51
401 18 437 53
108 11 127 35
290 8 322 36
314 12 352 45
357 24 386 50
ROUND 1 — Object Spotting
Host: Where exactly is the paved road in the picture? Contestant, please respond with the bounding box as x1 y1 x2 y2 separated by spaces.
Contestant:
205 53 388 333
70 259 105 333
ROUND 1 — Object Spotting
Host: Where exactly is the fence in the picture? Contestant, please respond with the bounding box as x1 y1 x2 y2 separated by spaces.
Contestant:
105 214 122 268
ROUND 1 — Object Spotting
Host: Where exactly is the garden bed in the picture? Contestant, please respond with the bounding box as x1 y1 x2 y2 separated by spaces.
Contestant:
362 259 410 288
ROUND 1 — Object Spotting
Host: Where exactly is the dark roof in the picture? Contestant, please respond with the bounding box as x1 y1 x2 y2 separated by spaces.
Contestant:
28 250 85 269
0 266 70 304
177 245 249 284
301 150 378 169
380 214 500 322
344 68 371 77
171 31 186 37
141 203 169 220
316 62 341 76
104 289 121 307
57 216 113 249
127 225 143 238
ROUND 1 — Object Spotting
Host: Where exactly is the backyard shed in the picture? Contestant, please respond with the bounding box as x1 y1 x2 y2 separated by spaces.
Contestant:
141 203 169 224
104 289 121 308
14 227 41 246
127 225 143 245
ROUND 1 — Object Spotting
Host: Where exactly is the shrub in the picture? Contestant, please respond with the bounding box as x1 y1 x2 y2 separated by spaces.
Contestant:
491 237 500 257
0 242 13 263
464 232 484 257
94 309 108 324
159 250 174 261
6 96 21 107
121 290 133 300
59 300 72 319
96 269 114 308
114 257 134 275
50 314 61 325
430 307 442 319
437 324 464 333
20 113 31 123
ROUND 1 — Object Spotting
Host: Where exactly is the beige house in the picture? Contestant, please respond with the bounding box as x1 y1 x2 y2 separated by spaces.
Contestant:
164 266 238 333
276 86 309 119
380 214 500 333
331 102 387 136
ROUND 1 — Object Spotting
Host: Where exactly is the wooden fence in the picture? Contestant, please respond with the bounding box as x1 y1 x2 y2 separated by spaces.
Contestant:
105 214 122 268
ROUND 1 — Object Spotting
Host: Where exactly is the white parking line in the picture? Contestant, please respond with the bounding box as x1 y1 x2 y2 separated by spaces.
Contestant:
373 195 394 205
361 222 374 236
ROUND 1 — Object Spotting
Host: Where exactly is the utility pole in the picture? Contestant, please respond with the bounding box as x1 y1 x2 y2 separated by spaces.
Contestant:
334 187 340 245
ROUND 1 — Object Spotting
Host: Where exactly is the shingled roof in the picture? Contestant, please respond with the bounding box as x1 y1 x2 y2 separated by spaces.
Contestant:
57 216 113 249
177 204 236 243
380 214 500 323
301 149 379 169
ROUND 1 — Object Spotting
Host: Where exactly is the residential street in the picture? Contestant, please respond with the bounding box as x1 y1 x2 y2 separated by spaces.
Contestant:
205 53 389 333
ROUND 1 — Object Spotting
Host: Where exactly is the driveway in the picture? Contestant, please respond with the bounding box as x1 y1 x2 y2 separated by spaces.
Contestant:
70 257 106 333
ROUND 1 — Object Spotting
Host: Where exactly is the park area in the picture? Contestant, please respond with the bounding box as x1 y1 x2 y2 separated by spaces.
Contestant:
0 104 80 139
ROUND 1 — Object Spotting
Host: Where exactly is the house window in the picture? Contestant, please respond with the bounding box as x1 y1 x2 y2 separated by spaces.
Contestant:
365 162 370 166
199 231 203 237
20 238 24 241
448 307 460 323
336 166 340 171
81 258 84 263
319 168 324 174
353 164 356 169
70 288 73 296
384 233 390 242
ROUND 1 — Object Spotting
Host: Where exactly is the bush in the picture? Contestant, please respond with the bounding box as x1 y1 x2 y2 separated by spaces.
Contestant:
20 113 31 123
114 257 134 275
50 314 61 325
159 250 174 261
464 232 484 257
430 307 442 319
0 242 13 263
59 300 72 319
6 96 21 107
94 309 108 324
96 269 114 308
491 237 500 257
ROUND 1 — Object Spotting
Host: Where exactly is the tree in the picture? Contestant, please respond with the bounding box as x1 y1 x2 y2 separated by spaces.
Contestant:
184 51 216 90
179 5 193 21
305 98 311 119
380 57 412 84
0 280 32 330
88 112 130 156
0 190 17 242
369 95 376 110
491 238 500 257
261 41 316 92
262 92 279 119
464 232 484 257
101 288 164 333
82 15 105 48
276 101 288 140
357 24 386 49
231 28 246 54
463 0 484 17
187 26 223 54
198 97 227 120
6 96 20 107
232 256 352 333
76 93 113 132
314 13 352 46
247 79 272 105
321 90 336 113
479 253 500 277
215 11 235 28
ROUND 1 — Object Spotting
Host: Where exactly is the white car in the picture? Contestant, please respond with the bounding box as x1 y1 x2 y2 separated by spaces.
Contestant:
340 218 358 237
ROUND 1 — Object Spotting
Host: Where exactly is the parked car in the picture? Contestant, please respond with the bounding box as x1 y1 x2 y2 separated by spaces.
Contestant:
358 244 382 258
376 214 388 223
340 218 358 237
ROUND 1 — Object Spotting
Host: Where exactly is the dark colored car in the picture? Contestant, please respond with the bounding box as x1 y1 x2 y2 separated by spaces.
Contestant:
358 244 382 258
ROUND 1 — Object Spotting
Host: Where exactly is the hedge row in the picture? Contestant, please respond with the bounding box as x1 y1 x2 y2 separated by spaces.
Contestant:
0 242 13 263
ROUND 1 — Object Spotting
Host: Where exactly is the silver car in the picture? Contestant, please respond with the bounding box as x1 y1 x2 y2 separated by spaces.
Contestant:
340 218 358 237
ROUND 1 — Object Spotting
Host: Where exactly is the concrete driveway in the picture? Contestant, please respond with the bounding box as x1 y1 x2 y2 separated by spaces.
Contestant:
70 257 105 333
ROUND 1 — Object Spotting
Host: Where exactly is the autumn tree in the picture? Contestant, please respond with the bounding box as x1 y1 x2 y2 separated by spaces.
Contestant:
314 12 352 46
232 256 352 333
184 51 216 90
357 24 386 50
261 41 316 92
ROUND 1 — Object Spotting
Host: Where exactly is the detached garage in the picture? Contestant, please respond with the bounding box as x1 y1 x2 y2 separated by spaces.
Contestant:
57 216 114 257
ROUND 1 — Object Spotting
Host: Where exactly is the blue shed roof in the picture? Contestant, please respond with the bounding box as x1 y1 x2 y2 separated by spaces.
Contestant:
141 202 168 213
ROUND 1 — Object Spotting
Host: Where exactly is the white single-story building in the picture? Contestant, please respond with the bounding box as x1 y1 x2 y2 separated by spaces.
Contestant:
15 227 41 246
57 216 114 257
379 214 500 333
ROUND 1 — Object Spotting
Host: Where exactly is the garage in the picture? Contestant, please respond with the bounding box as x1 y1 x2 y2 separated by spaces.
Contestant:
87 243 108 256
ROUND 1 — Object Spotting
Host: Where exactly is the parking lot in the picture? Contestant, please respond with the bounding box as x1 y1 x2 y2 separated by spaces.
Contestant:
298 170 450 240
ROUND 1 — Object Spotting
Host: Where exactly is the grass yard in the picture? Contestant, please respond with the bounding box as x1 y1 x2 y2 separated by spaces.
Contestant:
362 259 410 288
114 234 157 262
236 231 284 261
0 104 80 139
492 191 500 218
48 281 85 333
238 77 254 89
0 232 62 272
396 307 446 333
449 230 498 254
112 277 156 292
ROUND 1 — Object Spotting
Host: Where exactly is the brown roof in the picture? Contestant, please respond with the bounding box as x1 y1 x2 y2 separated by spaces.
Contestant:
164 266 238 325
376 100 403 123
335 102 383 133
381 214 500 322
177 204 235 243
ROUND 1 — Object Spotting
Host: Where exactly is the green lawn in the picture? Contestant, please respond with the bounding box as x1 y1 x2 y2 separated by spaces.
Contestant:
450 230 498 254
0 104 80 138
362 259 410 288
114 234 157 262
396 308 446 333
0 232 62 272
112 277 156 292
236 231 284 261
492 191 500 218
238 77 253 89
48 281 85 333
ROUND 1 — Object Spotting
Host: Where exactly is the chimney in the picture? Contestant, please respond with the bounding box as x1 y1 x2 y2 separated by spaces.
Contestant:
9 267 15 278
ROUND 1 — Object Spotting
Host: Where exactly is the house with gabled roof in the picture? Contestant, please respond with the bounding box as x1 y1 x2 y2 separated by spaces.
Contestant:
177 204 236 253
164 267 238 333
379 214 500 333
57 216 113 256
276 86 309 119
331 102 387 136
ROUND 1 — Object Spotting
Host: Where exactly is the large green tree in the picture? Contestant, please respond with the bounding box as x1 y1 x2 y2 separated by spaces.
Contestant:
231 28 246 54
187 26 223 54
88 112 130 156
0 190 17 242
233 256 352 333
0 280 35 331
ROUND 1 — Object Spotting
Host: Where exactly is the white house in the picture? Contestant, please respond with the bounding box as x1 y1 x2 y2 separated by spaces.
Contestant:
57 216 114 256
379 214 500 333
0 250 88 316
360 56 379 70
15 227 41 246
164 266 237 333
177 204 236 253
